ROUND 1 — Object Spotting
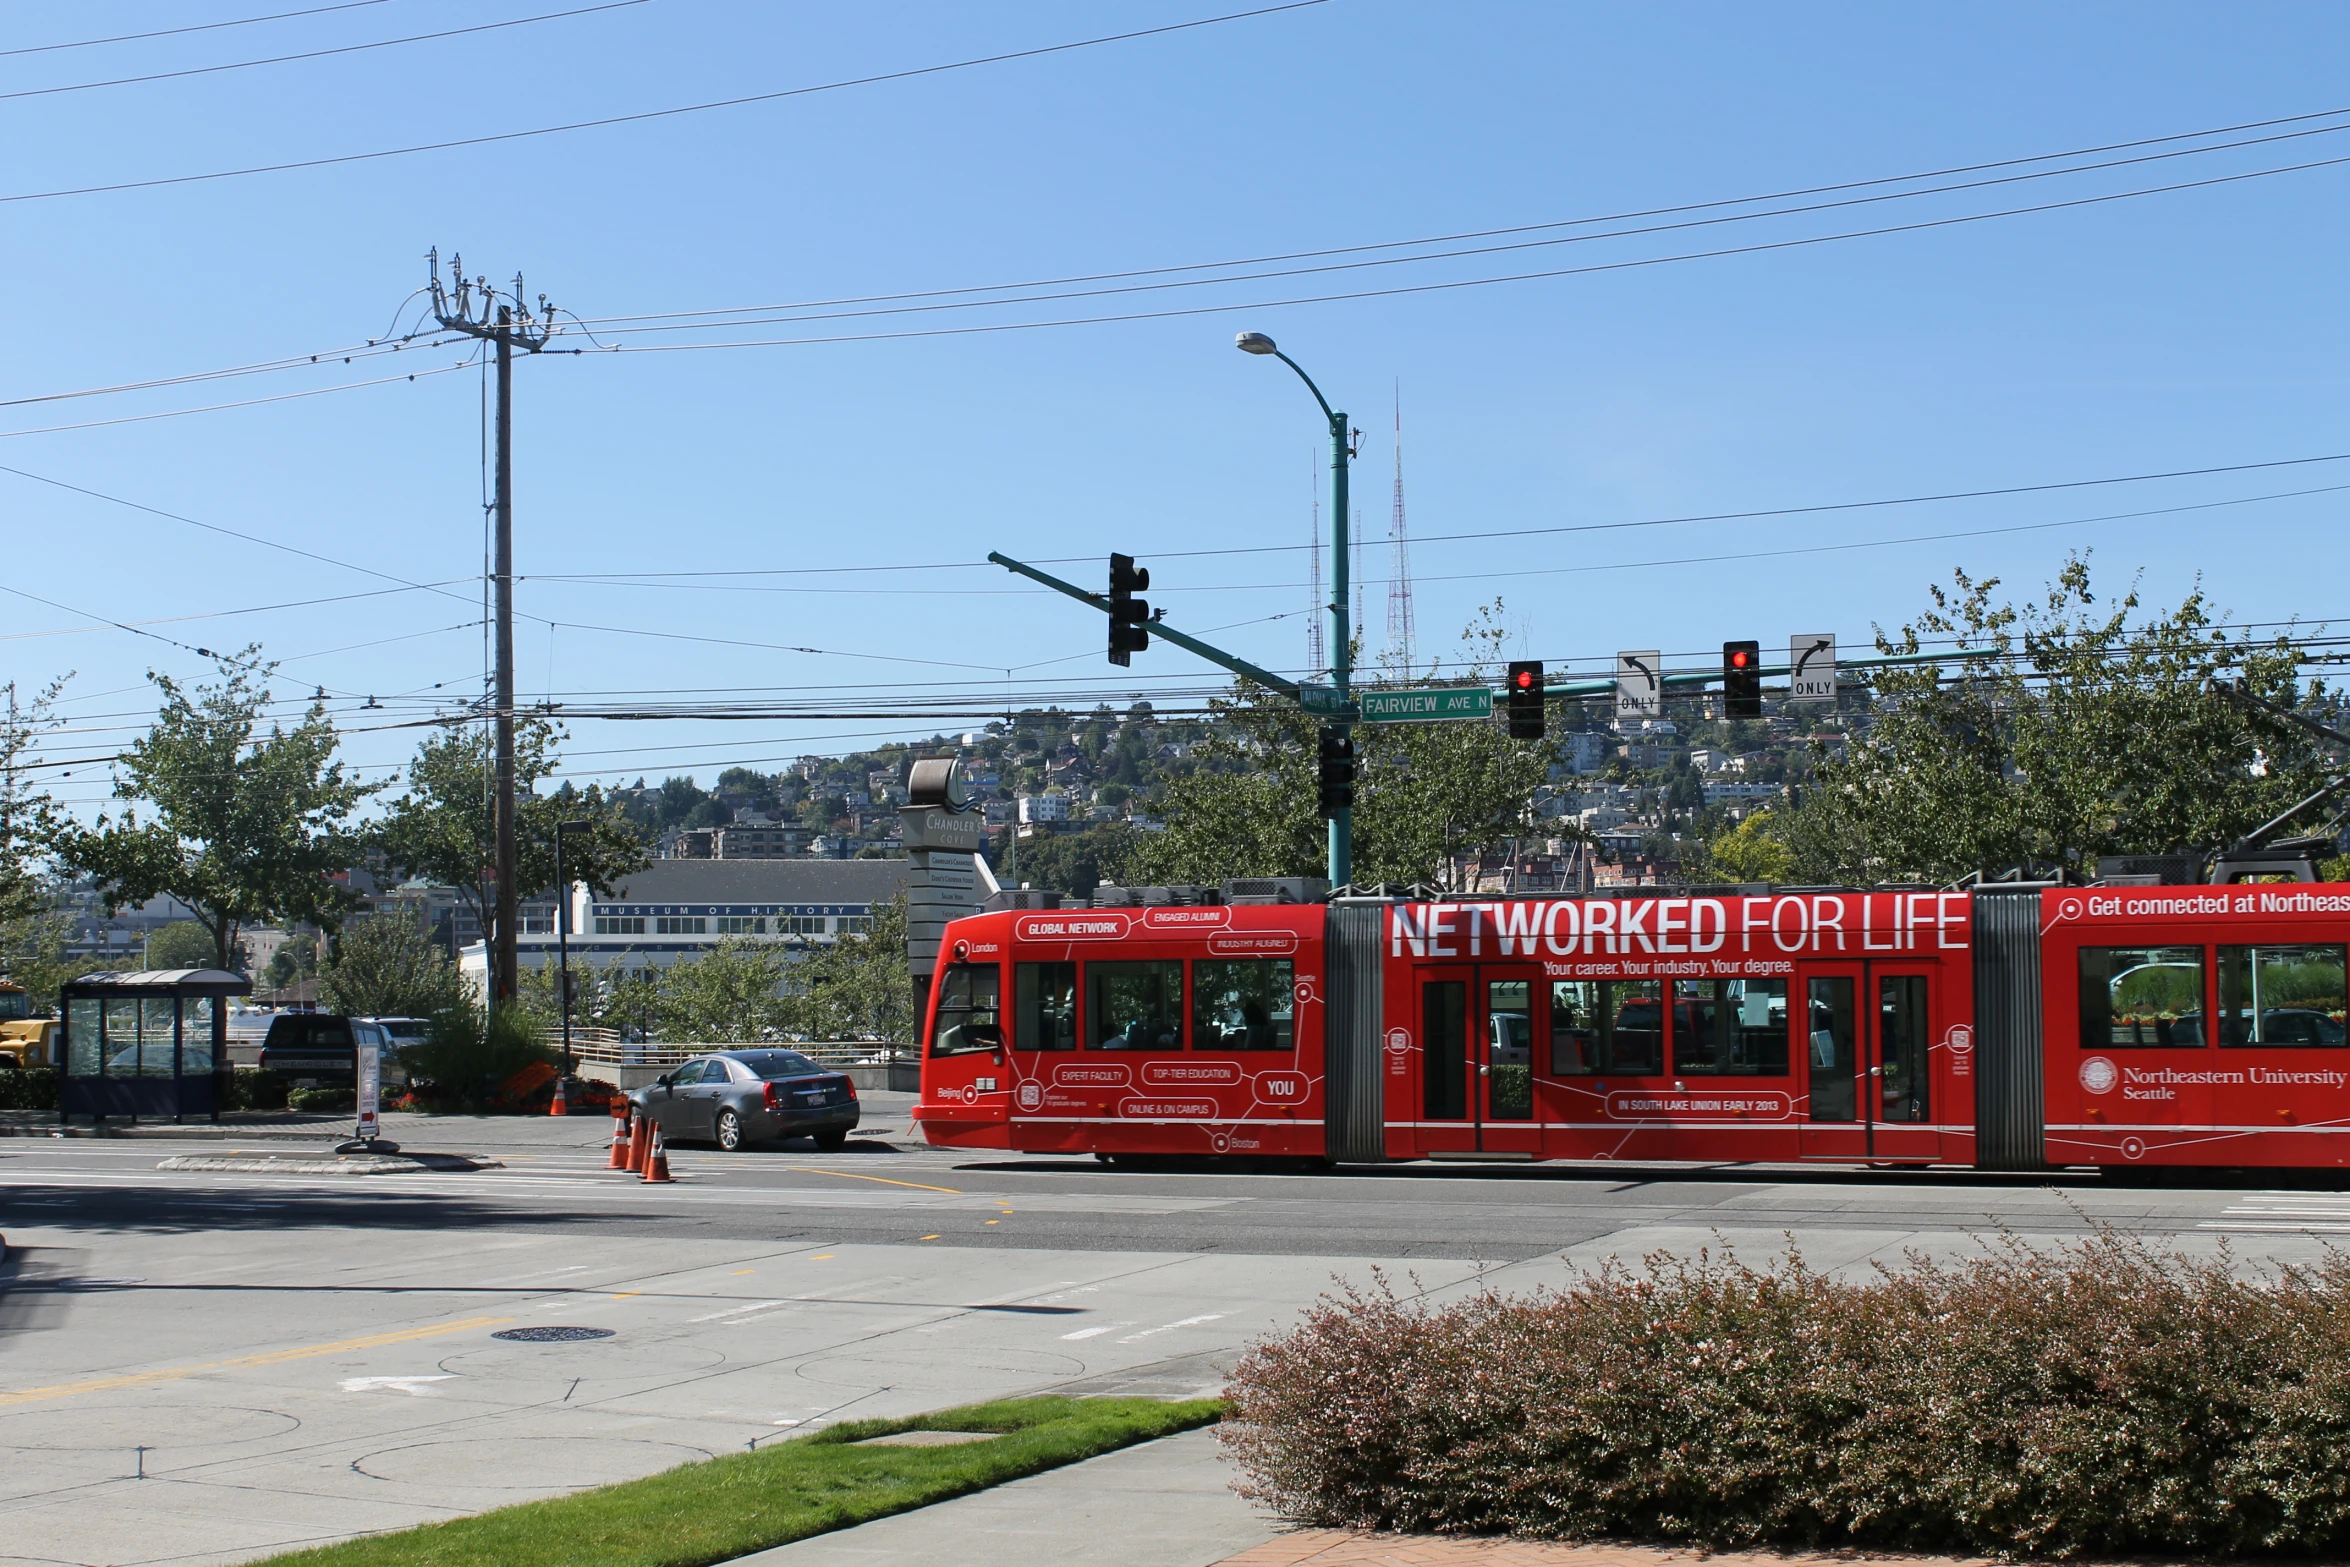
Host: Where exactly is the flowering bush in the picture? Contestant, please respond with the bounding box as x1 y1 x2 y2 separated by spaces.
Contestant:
1222 1232 2350 1558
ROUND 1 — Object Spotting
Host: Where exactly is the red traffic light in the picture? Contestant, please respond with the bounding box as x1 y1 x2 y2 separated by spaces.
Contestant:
1513 668 1536 690
1729 648 1751 669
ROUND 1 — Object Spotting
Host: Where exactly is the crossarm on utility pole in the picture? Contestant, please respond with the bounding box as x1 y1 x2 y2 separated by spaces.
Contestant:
987 552 1301 701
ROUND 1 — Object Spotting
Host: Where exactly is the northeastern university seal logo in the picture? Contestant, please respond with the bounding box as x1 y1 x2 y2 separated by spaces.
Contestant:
2079 1056 2118 1095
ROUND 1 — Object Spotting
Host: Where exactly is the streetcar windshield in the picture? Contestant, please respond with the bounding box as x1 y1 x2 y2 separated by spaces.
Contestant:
929 964 1002 1056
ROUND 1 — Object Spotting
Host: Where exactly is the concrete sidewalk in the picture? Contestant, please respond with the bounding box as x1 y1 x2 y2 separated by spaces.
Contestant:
728 1426 1279 1567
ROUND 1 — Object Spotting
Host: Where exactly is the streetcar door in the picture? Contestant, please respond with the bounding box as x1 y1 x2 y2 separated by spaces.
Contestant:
1478 970 1544 1156
1870 969 1940 1161
1412 966 1542 1156
1798 966 1869 1159
1415 971 1477 1154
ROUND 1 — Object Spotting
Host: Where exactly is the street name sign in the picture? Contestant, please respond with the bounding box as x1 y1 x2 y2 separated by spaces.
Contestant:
1299 683 1349 715
1359 686 1495 723
1790 633 1837 703
1616 650 1662 718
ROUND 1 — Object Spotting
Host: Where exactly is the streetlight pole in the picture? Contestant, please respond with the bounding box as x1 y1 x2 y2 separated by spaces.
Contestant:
1237 331 1356 886
554 820 589 1080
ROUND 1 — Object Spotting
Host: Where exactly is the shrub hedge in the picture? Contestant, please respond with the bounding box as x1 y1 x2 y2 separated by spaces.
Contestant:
1223 1232 2350 1559
0 1066 58 1111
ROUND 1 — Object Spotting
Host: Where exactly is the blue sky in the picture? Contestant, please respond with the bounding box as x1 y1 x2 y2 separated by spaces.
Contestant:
6 1 2346 814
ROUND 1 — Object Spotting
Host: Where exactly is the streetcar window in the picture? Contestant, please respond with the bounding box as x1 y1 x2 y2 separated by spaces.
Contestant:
1086 961 1183 1050
1879 975 1930 1122
1013 962 1077 1052
1549 979 1663 1075
1671 979 1790 1075
1192 959 1293 1051
2218 945 2349 1047
928 964 1002 1057
2078 945 2206 1048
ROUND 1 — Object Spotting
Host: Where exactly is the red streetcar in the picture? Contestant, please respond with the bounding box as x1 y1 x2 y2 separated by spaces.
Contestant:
914 875 2350 1171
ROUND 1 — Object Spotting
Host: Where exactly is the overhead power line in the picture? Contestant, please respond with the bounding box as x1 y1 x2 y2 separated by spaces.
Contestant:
589 149 2350 357
0 357 473 441
564 106 2350 333
0 1 653 105
0 0 397 58
0 2 1328 206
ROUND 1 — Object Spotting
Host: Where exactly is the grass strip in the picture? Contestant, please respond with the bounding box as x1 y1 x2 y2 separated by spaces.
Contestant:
254 1395 1222 1567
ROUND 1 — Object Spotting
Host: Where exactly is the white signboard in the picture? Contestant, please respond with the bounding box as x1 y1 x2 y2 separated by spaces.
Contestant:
1615 650 1662 718
1790 634 1837 704
356 1044 381 1142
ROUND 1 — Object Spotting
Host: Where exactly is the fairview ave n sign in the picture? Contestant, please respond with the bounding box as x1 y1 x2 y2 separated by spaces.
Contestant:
1358 687 1495 723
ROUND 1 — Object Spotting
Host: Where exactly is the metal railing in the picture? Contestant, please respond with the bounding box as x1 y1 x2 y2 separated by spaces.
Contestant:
552 1033 908 1069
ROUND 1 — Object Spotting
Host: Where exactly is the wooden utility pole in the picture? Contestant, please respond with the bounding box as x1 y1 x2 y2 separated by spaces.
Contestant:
426 249 555 1011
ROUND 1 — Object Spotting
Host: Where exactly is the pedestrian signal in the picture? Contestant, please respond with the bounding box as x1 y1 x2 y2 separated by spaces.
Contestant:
1316 727 1355 816
1108 554 1150 666
1506 660 1544 740
1722 639 1762 719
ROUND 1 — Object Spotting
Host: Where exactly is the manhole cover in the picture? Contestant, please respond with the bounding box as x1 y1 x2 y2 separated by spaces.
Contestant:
491 1326 615 1343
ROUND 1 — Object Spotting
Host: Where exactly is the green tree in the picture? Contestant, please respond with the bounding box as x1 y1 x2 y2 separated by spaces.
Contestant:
0 679 72 998
55 653 376 971
1703 810 1798 884
144 919 221 971
651 937 795 1043
795 896 914 1042
373 716 648 978
1013 825 1140 899
319 914 471 1018
1777 558 2330 883
1141 606 1549 889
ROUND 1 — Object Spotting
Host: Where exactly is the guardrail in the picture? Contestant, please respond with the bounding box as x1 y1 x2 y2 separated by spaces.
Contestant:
557 1037 908 1069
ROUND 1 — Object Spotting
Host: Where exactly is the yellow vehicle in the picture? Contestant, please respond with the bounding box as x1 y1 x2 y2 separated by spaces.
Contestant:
0 980 59 1068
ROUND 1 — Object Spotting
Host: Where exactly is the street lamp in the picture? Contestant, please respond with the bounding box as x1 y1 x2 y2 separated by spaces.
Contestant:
553 819 590 1079
1237 330 1357 886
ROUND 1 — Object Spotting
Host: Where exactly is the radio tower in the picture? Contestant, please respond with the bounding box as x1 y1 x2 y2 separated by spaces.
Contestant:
1305 450 1325 675
1385 387 1417 672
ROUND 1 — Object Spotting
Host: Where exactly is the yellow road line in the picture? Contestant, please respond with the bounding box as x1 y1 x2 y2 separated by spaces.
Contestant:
787 1166 961 1195
0 1316 513 1408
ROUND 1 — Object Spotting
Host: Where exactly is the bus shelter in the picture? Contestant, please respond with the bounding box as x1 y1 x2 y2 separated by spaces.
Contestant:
59 969 251 1124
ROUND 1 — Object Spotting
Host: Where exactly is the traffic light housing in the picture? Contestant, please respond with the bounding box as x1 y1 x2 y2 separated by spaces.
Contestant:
1316 726 1354 816
1722 639 1762 719
1107 554 1150 666
1506 660 1545 740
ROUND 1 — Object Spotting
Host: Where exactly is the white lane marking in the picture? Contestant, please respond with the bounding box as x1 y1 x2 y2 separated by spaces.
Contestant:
689 1299 791 1323
339 1375 454 1396
2200 1221 2350 1232
1059 1323 1132 1341
1116 1312 1227 1343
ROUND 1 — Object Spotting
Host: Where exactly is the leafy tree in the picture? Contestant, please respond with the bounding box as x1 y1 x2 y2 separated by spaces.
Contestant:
319 914 471 1018
263 938 318 991
651 937 795 1043
55 653 376 971
1702 810 1798 883
144 920 221 971
1778 558 2331 883
0 679 72 998
1141 606 1549 889
795 895 914 1042
373 716 648 989
1013 825 1141 899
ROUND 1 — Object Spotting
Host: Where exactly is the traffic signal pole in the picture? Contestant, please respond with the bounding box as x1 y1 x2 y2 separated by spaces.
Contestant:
986 553 1300 699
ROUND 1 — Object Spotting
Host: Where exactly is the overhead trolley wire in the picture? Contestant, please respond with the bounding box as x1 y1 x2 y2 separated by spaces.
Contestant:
0 1 399 58
0 2 1328 206
0 1 653 105
587 149 2350 357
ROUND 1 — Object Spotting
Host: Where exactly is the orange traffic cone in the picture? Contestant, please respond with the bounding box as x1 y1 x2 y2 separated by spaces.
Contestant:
548 1077 570 1117
607 1100 632 1169
626 1109 650 1174
641 1123 672 1183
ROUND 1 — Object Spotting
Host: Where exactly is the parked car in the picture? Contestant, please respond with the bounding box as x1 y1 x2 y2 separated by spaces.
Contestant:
356 1016 431 1083
256 1013 356 1081
628 1048 859 1151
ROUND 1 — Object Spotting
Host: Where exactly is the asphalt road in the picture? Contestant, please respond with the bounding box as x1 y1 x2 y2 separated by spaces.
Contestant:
7 1102 2350 1567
